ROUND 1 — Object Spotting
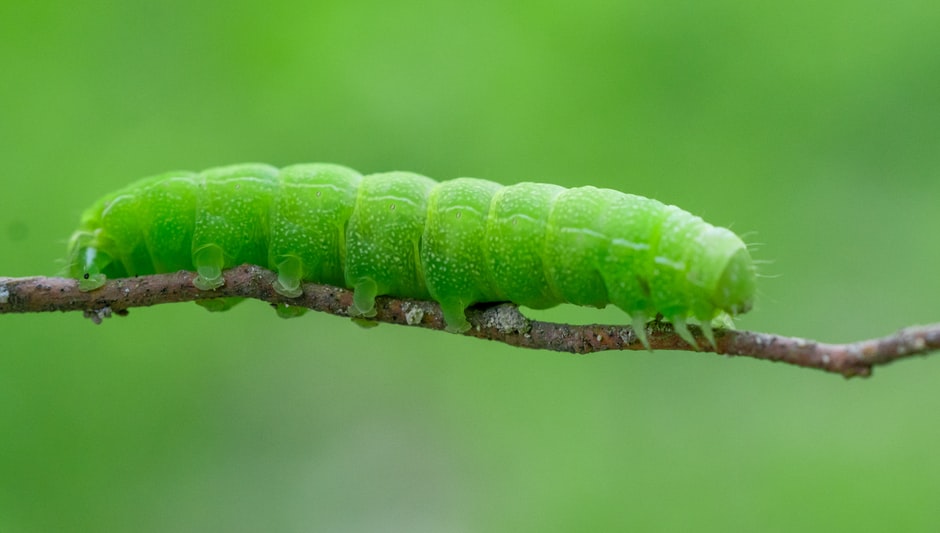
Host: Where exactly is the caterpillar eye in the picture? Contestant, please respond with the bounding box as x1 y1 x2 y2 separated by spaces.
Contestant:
83 273 90 280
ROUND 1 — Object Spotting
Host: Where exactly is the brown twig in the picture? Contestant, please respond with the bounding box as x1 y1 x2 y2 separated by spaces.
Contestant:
1 265 937 378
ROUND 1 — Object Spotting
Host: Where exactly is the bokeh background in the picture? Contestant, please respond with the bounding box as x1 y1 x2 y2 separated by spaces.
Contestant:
2 1 939 531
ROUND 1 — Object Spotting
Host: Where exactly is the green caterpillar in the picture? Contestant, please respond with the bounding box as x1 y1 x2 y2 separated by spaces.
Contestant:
66 162 756 346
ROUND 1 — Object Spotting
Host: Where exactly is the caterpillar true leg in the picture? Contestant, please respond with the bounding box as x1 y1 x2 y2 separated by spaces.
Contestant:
631 314 651 350
699 320 716 349
670 315 697 349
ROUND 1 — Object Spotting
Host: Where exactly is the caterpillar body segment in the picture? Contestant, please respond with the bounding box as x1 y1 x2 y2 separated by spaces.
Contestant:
269 164 362 296
422 177 503 331
66 163 757 344
345 171 437 319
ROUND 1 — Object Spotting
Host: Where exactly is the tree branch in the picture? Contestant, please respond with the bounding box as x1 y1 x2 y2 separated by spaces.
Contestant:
2 264 937 378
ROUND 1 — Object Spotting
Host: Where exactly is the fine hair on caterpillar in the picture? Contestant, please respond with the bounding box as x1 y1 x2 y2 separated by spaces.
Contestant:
65 163 757 348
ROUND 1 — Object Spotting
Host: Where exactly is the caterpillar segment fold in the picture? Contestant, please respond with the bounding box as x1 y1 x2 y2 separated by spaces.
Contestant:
66 163 757 344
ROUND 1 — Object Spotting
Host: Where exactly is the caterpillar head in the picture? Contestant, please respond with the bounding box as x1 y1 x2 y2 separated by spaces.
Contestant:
65 228 114 291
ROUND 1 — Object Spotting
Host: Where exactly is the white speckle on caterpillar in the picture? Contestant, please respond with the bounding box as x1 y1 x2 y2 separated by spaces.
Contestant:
0 284 9 304
611 238 650 251
654 256 685 271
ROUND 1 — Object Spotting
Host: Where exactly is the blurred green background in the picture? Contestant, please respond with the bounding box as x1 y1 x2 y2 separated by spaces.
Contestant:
2 1 939 531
